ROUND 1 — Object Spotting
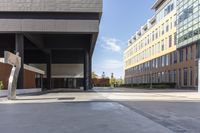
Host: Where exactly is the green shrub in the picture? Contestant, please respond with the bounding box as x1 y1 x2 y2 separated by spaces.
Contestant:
120 82 176 89
0 81 4 90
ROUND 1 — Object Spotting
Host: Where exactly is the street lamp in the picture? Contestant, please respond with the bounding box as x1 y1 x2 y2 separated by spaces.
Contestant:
149 62 153 89
198 59 200 93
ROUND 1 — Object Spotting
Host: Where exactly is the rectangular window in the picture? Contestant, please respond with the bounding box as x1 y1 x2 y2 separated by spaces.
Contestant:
186 47 188 61
170 17 173 29
174 32 177 45
174 15 176 27
174 51 177 64
162 24 164 35
169 35 172 47
190 46 193 60
166 20 169 32
170 53 173 65
174 70 176 83
156 58 158 68
166 55 169 66
162 56 165 67
162 40 164 51
196 42 200 59
184 68 188 86
179 69 182 86
190 68 193 86
152 31 155 41
179 49 183 62
156 29 158 39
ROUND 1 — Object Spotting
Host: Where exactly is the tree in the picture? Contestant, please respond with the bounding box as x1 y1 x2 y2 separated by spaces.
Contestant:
92 72 98 79
0 81 4 90
110 73 116 88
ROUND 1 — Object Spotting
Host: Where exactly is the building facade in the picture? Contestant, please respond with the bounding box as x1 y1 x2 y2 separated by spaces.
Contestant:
0 0 102 90
124 0 200 88
176 0 200 88
124 0 178 86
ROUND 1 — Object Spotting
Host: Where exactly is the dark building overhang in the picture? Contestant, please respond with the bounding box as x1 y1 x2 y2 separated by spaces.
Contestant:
152 0 166 10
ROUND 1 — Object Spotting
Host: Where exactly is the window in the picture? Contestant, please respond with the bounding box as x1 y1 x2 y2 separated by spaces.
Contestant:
152 31 155 41
186 47 188 61
179 49 183 62
170 17 173 29
169 35 172 47
174 70 176 83
166 55 169 66
164 3 174 16
184 68 188 86
156 58 158 68
161 40 164 51
174 15 177 27
156 29 158 39
174 32 177 45
162 24 165 35
190 46 193 60
162 56 165 67
174 51 177 64
166 20 169 32
190 68 193 86
170 53 173 65
196 42 200 59
179 69 182 86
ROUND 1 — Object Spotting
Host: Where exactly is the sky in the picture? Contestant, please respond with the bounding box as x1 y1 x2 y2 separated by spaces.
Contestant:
92 0 155 79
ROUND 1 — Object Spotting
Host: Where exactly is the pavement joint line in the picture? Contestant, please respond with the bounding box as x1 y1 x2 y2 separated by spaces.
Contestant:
93 88 189 133
116 101 188 133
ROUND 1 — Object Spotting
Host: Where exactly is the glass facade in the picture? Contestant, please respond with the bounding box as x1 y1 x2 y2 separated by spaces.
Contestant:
177 0 200 48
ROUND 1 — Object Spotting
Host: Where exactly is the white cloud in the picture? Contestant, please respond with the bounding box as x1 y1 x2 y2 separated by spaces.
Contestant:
101 37 121 52
101 59 123 69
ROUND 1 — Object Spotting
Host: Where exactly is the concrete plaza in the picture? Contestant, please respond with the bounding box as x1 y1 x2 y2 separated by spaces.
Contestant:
0 88 200 133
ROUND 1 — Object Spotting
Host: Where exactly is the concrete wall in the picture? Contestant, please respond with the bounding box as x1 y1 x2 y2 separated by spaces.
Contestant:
0 19 99 33
0 0 102 13
31 64 83 78
0 0 102 33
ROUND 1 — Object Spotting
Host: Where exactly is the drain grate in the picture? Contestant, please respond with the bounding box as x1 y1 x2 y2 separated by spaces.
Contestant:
57 97 75 100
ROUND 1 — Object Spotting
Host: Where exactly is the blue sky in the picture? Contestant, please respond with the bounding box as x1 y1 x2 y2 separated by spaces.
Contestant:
92 0 155 78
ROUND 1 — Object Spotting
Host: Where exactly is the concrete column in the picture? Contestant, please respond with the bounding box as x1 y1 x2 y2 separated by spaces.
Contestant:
47 54 52 90
89 55 92 89
73 79 77 89
84 50 91 91
15 34 24 89
40 74 43 90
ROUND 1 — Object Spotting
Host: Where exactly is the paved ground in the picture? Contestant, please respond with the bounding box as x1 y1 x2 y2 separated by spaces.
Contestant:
0 88 200 133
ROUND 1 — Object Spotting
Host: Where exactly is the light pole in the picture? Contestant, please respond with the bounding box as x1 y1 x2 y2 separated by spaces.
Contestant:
150 70 153 89
198 59 200 93
149 62 153 89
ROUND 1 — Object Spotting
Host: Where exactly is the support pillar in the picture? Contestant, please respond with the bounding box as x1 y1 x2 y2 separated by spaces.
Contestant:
84 50 91 91
47 54 52 90
15 34 24 89
89 55 92 89
40 74 43 90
